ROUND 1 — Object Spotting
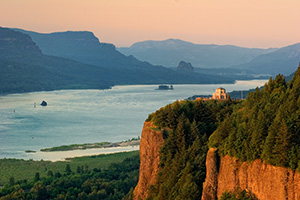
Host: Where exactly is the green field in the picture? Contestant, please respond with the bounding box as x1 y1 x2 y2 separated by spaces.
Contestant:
0 150 139 186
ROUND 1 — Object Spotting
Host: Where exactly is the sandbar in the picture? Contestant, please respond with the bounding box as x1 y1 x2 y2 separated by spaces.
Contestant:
26 145 139 162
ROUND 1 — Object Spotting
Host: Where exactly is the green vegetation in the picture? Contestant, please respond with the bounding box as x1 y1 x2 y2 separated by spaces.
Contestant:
220 189 256 200
145 98 237 199
123 137 140 142
40 142 111 152
0 151 138 186
25 150 36 153
209 66 300 171
143 66 300 199
40 138 140 152
0 151 139 200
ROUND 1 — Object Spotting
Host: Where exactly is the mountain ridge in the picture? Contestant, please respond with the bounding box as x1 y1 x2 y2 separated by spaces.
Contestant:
119 38 277 69
238 42 300 75
1 28 235 95
11 28 238 84
0 27 115 94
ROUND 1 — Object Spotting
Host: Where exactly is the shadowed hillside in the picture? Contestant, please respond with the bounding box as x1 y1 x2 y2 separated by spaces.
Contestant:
119 39 276 68
0 28 235 95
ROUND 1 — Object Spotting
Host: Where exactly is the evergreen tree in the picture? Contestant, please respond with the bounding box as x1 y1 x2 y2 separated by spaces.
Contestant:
9 177 15 186
34 172 40 182
65 164 72 175
272 118 289 166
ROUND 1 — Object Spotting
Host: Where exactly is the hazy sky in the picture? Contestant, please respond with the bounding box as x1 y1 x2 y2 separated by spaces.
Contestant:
1 0 299 48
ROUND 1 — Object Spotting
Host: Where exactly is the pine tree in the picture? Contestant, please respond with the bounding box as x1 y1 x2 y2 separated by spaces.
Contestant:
272 118 289 166
174 163 201 200
190 120 200 142
262 111 283 165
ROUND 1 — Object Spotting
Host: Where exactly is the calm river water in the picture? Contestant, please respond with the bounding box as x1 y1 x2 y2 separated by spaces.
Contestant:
0 80 267 160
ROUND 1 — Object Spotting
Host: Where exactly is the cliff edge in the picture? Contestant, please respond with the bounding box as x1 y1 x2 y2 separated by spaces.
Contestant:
133 122 164 200
202 148 300 200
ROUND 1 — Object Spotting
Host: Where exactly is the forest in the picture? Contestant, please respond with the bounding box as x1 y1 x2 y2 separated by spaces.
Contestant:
2 65 300 199
143 66 300 199
209 67 300 171
0 152 139 200
145 97 236 199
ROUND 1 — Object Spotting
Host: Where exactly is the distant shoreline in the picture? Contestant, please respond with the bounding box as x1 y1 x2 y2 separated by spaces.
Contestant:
24 145 140 162
21 139 140 162
39 139 140 152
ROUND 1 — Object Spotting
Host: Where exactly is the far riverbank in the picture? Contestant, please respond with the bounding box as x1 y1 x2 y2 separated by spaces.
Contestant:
25 145 139 162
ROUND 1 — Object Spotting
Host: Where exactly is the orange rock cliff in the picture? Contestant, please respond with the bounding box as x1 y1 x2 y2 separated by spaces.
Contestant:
133 122 300 200
202 148 300 200
133 121 164 200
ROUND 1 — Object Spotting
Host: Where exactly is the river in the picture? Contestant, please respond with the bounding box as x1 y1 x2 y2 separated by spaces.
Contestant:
0 80 267 160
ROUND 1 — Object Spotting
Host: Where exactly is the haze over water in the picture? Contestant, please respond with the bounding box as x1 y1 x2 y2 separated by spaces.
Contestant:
0 81 266 160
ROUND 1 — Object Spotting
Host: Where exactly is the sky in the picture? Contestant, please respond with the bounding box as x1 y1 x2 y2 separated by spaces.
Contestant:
1 0 299 48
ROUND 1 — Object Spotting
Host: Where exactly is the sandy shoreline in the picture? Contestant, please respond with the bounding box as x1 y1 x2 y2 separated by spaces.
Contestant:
25 145 139 162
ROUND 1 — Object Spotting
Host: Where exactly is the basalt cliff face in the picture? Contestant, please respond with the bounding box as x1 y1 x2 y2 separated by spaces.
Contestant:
133 122 164 200
202 148 300 200
133 132 300 200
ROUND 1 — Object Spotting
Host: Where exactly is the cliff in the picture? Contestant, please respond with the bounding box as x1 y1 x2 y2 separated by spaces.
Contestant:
133 122 164 200
202 148 300 200
0 27 42 58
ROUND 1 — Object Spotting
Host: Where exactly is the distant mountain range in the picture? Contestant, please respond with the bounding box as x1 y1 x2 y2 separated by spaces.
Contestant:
119 39 300 76
13 28 157 71
236 43 300 76
0 27 116 94
2 27 299 95
0 28 235 95
118 39 276 68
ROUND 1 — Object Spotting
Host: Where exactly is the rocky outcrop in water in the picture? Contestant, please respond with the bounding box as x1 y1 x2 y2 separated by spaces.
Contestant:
40 100 47 106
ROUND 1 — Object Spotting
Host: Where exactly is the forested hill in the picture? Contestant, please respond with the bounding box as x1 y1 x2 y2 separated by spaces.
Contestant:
0 27 115 94
13 28 152 70
237 43 300 76
0 28 42 58
209 64 300 170
142 97 237 199
137 64 300 199
0 27 236 95
12 28 236 83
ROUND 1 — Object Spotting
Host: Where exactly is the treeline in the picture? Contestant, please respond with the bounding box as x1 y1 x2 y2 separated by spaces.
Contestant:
0 155 139 200
209 66 300 171
145 99 236 199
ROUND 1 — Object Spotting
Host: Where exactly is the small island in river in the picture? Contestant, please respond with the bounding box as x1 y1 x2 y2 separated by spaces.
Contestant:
156 85 174 90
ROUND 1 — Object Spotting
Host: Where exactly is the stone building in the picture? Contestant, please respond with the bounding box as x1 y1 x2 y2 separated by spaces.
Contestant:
212 87 227 100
